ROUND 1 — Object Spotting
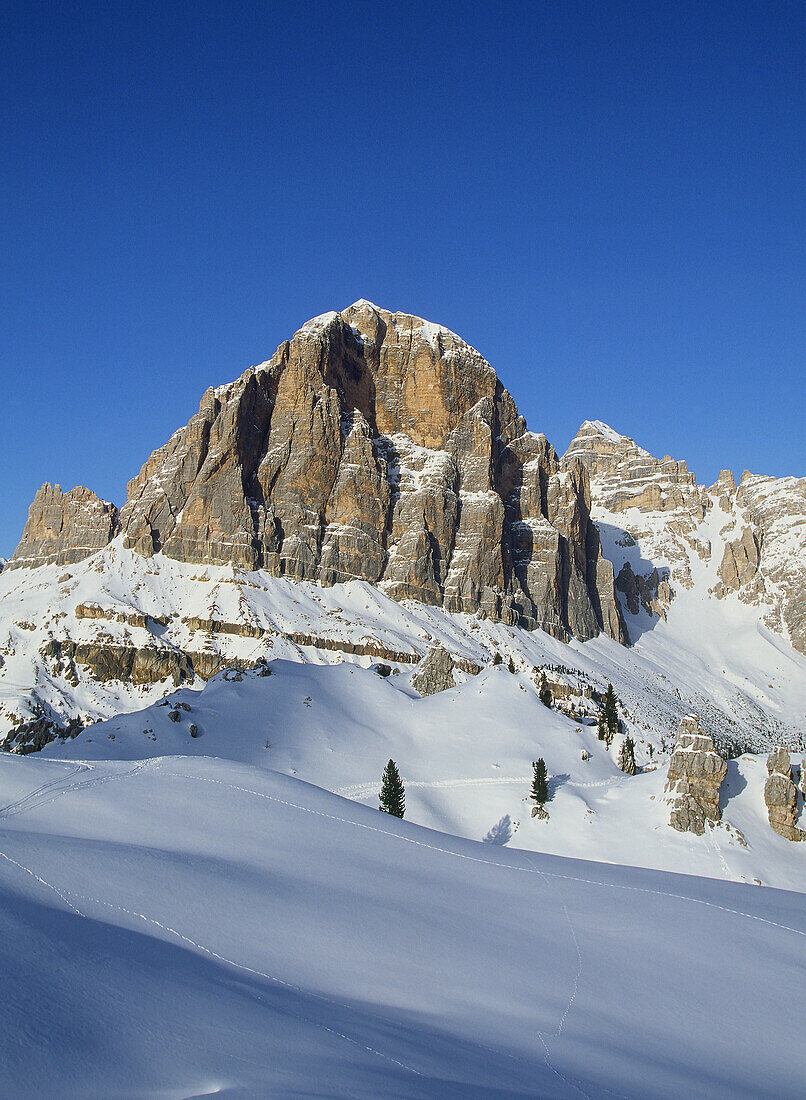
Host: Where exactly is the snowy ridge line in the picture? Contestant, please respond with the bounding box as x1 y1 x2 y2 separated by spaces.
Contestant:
0 847 426 1080
161 771 806 940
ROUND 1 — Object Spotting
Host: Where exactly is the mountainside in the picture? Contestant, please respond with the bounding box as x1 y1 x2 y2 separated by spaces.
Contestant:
8 301 625 643
1 303 804 760
564 420 806 656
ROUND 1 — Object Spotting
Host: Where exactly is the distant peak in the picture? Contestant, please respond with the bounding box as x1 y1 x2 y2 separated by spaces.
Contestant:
579 420 629 444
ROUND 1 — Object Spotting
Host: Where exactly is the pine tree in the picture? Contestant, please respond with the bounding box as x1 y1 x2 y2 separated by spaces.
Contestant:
530 758 548 805
600 683 620 746
508 656 516 674
379 759 405 818
492 652 502 666
539 672 553 708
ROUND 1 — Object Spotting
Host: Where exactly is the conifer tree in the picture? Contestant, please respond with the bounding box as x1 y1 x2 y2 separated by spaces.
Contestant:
539 672 553 708
508 656 516 674
379 759 405 818
600 683 620 745
530 758 548 805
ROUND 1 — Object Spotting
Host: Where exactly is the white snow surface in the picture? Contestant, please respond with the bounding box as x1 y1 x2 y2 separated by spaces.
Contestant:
2 749 805 1097
45 657 806 893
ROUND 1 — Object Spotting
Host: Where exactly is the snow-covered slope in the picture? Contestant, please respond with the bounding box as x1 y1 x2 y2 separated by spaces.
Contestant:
2 540 805 758
43 659 806 892
2 751 805 1098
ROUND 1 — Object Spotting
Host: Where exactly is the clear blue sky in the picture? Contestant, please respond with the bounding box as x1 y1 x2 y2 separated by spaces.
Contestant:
1 0 804 556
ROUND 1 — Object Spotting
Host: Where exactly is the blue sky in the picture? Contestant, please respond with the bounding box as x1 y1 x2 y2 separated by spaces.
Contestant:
1 0 803 555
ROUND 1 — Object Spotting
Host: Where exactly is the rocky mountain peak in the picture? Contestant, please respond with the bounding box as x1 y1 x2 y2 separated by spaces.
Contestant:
9 304 627 645
9 483 118 570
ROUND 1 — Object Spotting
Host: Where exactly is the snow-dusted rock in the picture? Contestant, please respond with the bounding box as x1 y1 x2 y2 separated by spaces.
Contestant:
9 483 118 569
764 747 805 841
12 305 626 643
665 716 727 835
411 644 456 697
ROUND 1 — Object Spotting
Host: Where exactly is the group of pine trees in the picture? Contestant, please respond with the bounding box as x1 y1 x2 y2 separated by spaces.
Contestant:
598 683 620 745
379 684 623 820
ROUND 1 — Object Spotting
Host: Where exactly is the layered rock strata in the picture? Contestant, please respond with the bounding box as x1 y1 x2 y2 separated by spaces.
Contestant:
665 716 727 835
764 747 805 842
12 303 627 644
10 484 118 569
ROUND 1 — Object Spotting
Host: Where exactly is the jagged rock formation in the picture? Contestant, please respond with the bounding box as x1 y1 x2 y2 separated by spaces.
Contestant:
563 421 709 598
615 562 673 621
764 747 805 841
564 420 806 656
9 484 118 569
563 421 706 517
665 716 727 835
717 525 762 593
411 645 457 697
11 304 626 644
733 474 806 655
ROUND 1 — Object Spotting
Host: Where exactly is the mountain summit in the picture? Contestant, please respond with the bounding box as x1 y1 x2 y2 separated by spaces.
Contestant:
10 302 626 643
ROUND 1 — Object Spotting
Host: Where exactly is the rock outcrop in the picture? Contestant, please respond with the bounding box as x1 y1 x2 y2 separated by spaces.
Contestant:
563 421 705 517
13 304 627 644
764 747 804 841
734 474 806 656
717 526 762 593
9 484 118 569
411 645 457 697
665 716 727 835
615 561 673 620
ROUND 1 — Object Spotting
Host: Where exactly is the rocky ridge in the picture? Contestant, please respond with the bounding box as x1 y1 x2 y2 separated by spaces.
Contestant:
563 421 806 655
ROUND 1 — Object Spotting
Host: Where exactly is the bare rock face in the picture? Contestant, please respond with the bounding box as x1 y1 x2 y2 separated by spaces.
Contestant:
10 484 118 569
665 715 727 835
735 474 806 656
109 303 627 642
563 421 705 518
764 747 805 842
411 644 456 697
718 526 762 592
615 561 673 621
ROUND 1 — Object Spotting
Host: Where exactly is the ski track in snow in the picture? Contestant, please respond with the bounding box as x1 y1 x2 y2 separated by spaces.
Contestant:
334 774 628 800
0 758 158 818
2 758 805 1095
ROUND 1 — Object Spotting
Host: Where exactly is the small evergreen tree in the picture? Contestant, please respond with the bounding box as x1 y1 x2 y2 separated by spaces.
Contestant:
530 758 548 805
539 672 553 708
508 656 516 674
492 652 502 666
600 683 620 745
379 759 405 818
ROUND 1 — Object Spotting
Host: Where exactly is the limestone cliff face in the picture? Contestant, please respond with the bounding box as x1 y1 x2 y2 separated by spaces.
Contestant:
563 420 806 658
9 484 118 570
11 303 626 644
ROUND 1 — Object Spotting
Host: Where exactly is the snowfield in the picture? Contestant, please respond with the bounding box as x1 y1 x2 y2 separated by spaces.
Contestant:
44 659 806 893
2 752 805 1098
